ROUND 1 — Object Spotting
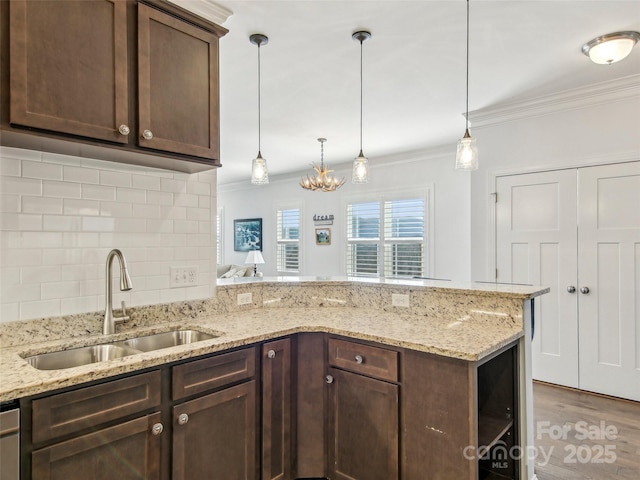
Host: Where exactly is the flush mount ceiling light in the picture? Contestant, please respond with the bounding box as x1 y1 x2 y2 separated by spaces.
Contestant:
250 33 269 185
300 138 345 192
582 31 640 65
455 0 478 171
352 30 371 184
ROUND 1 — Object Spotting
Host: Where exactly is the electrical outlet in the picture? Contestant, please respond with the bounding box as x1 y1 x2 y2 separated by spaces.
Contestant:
170 266 199 288
392 293 410 308
237 292 252 305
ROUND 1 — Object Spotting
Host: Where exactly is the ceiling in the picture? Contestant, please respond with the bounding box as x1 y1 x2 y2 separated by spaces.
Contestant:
189 1 640 185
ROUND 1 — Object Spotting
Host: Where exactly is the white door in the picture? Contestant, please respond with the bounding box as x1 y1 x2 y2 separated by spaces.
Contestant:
496 169 579 388
577 162 640 401
496 162 640 401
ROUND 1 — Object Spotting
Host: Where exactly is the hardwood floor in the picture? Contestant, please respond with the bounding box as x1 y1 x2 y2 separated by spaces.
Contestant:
533 381 640 480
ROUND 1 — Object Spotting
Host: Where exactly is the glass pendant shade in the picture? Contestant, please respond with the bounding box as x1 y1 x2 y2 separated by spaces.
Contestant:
251 152 269 185
455 131 478 170
352 151 369 184
582 31 640 64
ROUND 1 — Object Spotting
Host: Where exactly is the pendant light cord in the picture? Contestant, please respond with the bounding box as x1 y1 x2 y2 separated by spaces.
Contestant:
359 38 364 151
257 43 262 154
465 0 470 132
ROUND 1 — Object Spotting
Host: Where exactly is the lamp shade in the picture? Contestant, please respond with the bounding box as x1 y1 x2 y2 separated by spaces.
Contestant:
245 250 265 265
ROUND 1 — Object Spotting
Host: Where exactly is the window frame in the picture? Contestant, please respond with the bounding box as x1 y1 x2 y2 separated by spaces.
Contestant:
276 206 301 274
344 187 434 279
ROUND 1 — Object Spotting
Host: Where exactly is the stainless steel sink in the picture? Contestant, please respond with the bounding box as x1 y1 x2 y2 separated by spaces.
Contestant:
25 344 141 370
24 329 219 370
122 330 216 352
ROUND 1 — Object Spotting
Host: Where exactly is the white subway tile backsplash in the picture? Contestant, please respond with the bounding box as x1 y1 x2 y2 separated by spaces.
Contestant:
132 174 161 191
22 160 63 180
1 195 21 213
81 216 115 232
116 187 146 204
0 158 21 176
21 265 62 284
148 191 173 206
1 147 214 323
101 201 132 218
43 180 82 198
175 193 198 208
82 184 116 201
1 176 42 195
41 281 81 300
23 196 64 215
100 170 131 187
20 299 61 320
43 214 81 232
63 165 100 184
1 213 42 231
160 177 187 193
64 198 100 216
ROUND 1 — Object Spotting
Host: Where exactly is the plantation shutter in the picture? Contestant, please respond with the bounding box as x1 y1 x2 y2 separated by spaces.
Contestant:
277 208 300 273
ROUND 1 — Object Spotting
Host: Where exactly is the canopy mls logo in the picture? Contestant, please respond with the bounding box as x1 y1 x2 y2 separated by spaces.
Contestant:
463 420 619 466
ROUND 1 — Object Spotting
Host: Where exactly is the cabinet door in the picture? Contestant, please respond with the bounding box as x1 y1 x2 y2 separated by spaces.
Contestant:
173 381 257 480
262 339 292 480
31 412 161 480
137 3 220 160
9 0 129 143
327 368 398 480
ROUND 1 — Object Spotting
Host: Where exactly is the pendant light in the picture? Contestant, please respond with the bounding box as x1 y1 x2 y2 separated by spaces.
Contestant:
455 0 478 170
300 138 345 192
352 30 371 184
250 34 269 185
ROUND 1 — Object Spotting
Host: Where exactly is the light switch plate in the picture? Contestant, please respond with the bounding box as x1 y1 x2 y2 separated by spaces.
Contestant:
170 266 198 288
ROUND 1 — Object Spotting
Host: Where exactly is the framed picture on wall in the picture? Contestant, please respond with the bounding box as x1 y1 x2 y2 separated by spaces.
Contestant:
315 228 331 245
234 218 262 251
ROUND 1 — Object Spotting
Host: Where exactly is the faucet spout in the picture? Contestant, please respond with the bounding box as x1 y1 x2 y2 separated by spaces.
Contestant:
104 249 133 335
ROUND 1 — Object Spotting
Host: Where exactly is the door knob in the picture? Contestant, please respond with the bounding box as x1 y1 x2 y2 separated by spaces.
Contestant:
567 286 576 293
354 354 363 364
177 413 189 425
267 349 276 359
325 375 334 384
118 124 130 136
142 129 154 140
151 423 163 435
580 286 590 294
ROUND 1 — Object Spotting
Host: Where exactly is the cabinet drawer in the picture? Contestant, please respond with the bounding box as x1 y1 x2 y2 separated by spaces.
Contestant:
328 338 398 382
32 370 161 444
172 347 256 400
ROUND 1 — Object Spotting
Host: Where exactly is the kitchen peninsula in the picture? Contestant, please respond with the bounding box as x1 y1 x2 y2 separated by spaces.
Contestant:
0 278 547 480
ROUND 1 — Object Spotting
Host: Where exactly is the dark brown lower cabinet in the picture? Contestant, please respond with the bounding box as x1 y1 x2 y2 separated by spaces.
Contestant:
327 368 399 480
31 412 162 480
262 339 292 480
172 381 257 480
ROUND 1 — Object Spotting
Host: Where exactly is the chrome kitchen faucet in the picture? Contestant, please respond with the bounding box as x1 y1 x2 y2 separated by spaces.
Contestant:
103 249 133 335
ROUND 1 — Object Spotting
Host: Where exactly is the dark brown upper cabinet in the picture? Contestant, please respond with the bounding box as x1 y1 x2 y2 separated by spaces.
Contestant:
9 0 130 144
2 0 227 173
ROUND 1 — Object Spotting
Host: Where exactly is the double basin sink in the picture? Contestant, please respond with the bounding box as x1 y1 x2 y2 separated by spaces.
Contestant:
24 330 218 370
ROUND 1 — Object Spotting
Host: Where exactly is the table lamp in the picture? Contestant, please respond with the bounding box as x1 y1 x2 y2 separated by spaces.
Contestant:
244 250 265 277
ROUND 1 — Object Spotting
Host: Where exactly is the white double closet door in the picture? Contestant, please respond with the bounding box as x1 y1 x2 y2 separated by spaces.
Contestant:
496 162 640 401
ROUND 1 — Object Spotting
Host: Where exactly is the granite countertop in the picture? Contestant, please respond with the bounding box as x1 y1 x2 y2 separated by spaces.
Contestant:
0 306 524 402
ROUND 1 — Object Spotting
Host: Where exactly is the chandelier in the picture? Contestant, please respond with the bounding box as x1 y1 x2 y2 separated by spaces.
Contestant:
300 138 345 192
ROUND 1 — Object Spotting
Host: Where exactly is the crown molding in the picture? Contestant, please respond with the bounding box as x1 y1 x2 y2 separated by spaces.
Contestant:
166 0 233 25
469 74 640 129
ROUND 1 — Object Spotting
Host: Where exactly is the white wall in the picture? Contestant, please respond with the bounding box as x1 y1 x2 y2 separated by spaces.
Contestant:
218 148 471 281
0 147 217 323
468 76 640 281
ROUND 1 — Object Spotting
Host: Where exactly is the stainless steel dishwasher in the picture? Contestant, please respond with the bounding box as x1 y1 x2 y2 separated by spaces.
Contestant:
0 402 19 480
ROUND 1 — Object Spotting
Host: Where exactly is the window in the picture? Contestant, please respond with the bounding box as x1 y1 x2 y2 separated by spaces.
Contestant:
277 208 300 273
347 198 425 278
